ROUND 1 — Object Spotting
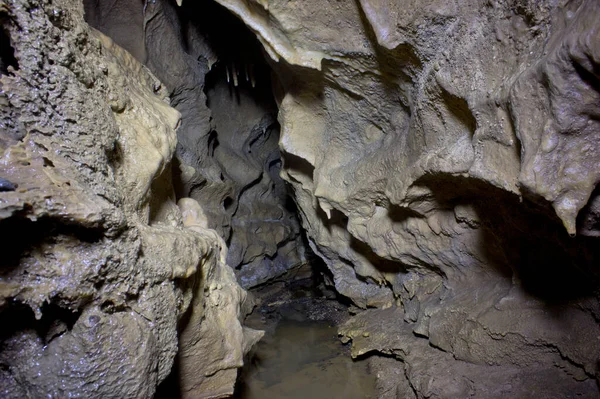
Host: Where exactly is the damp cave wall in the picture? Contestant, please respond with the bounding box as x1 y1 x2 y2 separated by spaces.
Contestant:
235 0 600 396
84 0 307 289
0 1 263 398
86 0 600 396
1 0 600 398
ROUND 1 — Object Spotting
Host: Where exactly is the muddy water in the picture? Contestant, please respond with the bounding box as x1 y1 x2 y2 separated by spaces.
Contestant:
235 318 377 399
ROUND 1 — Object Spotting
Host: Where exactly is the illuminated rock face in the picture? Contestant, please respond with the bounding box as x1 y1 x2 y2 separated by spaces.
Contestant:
0 1 259 398
214 0 600 396
2 0 600 398
83 0 306 289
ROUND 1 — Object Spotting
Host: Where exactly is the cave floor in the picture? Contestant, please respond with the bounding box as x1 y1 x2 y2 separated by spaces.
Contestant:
235 275 377 399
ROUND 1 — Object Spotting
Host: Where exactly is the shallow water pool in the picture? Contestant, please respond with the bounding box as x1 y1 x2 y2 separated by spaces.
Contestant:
235 318 377 399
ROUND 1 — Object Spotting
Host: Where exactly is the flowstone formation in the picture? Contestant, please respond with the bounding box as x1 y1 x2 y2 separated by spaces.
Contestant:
0 1 259 398
213 0 600 396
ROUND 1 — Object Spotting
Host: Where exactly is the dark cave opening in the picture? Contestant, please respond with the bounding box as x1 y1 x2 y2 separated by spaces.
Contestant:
145 2 360 396
191 1 322 289
0 26 18 76
83 0 327 287
191 2 377 397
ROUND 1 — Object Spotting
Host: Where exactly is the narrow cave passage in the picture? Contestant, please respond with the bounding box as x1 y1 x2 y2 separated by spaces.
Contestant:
177 7 378 396
199 10 306 289
83 0 308 286
83 0 376 398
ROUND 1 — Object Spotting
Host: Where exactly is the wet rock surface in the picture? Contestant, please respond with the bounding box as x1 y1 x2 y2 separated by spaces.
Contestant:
1 0 600 397
340 307 599 398
0 0 258 397
216 0 600 396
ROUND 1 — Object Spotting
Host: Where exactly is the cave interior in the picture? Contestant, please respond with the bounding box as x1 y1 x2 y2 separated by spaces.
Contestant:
0 0 600 398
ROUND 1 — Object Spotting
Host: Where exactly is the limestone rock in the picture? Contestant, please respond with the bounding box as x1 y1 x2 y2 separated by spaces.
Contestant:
84 0 306 288
0 1 257 397
220 0 600 396
341 307 599 398
177 197 264 399
3 0 600 397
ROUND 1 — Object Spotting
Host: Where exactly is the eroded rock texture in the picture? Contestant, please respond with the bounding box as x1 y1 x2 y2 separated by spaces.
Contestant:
3 0 600 397
84 0 306 289
204 63 306 288
216 0 600 396
0 1 258 397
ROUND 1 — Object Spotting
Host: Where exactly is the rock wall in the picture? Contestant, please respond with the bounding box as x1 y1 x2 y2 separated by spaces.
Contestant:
214 0 600 396
2 0 599 397
203 61 306 288
0 1 259 397
84 0 306 289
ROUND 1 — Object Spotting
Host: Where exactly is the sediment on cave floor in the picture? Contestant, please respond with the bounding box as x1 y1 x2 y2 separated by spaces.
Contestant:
232 263 377 399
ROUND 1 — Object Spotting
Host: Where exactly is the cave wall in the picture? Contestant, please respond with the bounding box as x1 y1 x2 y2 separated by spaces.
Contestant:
213 0 600 396
1 0 599 398
204 65 306 288
84 0 306 289
0 0 260 398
